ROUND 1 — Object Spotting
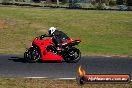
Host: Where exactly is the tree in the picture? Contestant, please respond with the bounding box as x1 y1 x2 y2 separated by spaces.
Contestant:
56 0 59 5
2 0 9 3
2 0 15 4
116 0 124 5
127 0 132 6
95 0 110 5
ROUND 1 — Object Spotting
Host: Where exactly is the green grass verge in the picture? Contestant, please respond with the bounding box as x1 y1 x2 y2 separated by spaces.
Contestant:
0 6 132 55
0 78 132 88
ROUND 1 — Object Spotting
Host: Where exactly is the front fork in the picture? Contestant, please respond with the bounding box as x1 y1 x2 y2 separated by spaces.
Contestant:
24 48 29 59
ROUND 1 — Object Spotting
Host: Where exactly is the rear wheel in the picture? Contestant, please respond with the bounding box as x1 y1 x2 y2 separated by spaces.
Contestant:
63 47 81 63
24 47 40 63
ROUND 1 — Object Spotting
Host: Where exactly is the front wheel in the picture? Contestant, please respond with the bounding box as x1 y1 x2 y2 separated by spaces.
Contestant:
24 47 40 63
63 47 81 63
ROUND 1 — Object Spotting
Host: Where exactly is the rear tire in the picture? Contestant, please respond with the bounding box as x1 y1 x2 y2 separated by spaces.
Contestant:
63 47 81 63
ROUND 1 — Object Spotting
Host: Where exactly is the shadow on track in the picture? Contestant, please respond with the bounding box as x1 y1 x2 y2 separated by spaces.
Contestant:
8 57 27 63
8 56 64 63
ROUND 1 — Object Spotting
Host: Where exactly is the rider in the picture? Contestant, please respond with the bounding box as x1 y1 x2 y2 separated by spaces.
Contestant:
42 27 68 50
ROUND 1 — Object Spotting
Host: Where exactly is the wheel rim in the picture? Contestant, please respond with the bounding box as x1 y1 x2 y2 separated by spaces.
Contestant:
68 50 79 59
32 50 39 61
64 50 79 62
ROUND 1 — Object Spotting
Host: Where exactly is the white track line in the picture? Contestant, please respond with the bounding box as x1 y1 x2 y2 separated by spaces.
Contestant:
104 56 112 57
57 78 76 80
24 77 76 80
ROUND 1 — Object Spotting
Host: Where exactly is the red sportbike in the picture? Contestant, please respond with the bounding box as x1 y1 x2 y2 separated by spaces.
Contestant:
24 33 81 63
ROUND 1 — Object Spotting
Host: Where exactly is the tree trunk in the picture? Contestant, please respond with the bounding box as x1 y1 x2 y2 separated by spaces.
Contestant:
57 0 59 5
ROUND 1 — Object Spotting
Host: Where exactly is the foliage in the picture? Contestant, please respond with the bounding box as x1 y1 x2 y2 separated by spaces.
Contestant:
127 0 132 6
96 3 108 9
116 0 124 5
2 0 10 3
69 0 82 8
109 0 116 6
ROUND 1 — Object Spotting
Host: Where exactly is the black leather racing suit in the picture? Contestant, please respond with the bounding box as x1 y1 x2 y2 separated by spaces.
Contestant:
41 30 70 48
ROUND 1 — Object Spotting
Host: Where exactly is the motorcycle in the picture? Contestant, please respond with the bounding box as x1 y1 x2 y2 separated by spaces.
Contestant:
24 32 81 63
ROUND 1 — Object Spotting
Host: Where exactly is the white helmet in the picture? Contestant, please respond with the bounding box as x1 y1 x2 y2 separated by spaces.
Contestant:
48 27 56 35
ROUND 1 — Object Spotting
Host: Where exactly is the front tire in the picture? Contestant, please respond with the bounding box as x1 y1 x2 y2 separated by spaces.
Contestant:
63 47 81 63
24 47 40 63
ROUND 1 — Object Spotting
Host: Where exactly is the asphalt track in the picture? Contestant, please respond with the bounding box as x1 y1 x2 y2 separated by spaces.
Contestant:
0 54 132 79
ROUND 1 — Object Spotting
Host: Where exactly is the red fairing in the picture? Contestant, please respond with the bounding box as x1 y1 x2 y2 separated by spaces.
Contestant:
32 38 62 61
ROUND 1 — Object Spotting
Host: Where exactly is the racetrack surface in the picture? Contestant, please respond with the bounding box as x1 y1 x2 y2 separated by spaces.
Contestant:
0 55 132 78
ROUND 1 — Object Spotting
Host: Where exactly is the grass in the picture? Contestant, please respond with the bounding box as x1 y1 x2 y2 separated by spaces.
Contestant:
0 6 132 55
0 78 132 88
